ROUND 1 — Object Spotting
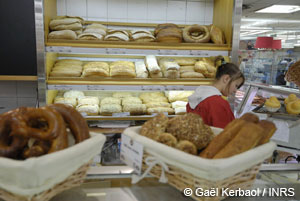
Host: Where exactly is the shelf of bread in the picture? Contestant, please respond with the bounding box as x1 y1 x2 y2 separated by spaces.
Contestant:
47 90 193 120
46 53 227 88
44 0 233 52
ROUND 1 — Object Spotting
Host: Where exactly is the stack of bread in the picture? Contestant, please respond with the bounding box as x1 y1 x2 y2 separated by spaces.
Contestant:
76 96 100 116
141 113 214 155
109 61 136 78
78 23 106 40
158 58 180 79
145 55 162 78
155 23 182 43
82 61 110 78
48 16 84 40
100 97 122 115
134 61 149 78
54 96 77 108
194 57 217 78
50 59 83 77
174 58 204 78
284 94 300 115
104 30 130 41
122 97 147 115
140 112 276 157
130 30 155 42
165 91 193 115
139 92 174 115
171 101 188 115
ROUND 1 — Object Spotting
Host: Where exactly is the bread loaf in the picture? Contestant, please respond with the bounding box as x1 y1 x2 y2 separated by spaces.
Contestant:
145 55 161 74
76 104 99 115
101 97 121 105
147 107 174 115
48 30 77 40
122 104 147 115
78 96 99 105
78 33 103 40
135 61 149 78
180 72 205 78
112 92 133 99
100 104 122 115
122 97 142 105
174 58 196 66
140 113 169 140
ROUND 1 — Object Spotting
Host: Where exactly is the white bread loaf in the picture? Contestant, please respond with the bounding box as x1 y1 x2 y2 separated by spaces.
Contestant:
135 61 148 78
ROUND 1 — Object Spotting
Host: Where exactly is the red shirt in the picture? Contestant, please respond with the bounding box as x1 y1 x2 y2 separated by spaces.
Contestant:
186 95 234 128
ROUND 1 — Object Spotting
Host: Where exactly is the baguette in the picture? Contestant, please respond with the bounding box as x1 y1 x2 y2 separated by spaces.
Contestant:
257 120 276 145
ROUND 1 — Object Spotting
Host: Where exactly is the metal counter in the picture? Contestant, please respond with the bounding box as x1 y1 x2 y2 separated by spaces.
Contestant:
49 171 300 201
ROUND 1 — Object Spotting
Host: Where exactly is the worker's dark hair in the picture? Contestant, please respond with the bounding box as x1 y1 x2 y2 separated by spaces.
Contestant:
215 57 245 89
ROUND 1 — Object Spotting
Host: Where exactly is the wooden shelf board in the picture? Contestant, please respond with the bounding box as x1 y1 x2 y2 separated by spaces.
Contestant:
0 76 37 81
85 115 176 121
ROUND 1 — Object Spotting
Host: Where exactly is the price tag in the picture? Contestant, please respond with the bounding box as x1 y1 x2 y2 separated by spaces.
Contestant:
120 135 144 175
190 50 209 56
165 85 185 90
141 85 165 91
112 112 130 117
87 85 104 90
158 49 178 55
106 48 126 54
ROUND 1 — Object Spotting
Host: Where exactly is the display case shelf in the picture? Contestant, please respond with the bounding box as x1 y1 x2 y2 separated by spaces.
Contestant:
84 115 177 121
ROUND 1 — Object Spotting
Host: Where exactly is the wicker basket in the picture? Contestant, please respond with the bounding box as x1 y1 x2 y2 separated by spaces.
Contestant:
0 161 90 201
142 152 260 201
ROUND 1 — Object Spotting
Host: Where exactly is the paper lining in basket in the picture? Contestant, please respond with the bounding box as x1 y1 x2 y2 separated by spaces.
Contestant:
123 126 276 181
0 132 106 198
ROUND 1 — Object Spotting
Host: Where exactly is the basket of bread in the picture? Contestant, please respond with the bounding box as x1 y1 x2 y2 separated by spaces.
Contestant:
122 112 277 201
0 104 106 201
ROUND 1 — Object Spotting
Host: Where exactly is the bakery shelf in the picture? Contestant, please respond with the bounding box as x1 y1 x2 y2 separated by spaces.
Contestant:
47 78 213 90
84 115 176 121
46 39 230 51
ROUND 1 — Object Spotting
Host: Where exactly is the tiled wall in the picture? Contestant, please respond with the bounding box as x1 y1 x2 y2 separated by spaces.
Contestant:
57 0 214 25
0 81 37 113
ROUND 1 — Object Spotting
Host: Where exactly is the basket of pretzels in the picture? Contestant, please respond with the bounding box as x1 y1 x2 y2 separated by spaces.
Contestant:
123 113 277 201
0 104 106 201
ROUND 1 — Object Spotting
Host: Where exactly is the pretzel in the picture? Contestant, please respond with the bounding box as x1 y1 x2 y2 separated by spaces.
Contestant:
48 103 90 143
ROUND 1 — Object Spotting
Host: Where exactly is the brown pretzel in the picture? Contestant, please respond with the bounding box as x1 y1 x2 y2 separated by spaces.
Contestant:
48 103 90 143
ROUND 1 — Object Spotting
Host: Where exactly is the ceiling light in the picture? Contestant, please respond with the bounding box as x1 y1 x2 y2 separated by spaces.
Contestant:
255 5 300 13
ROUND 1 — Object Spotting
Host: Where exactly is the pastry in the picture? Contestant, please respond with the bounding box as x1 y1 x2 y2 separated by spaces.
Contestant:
210 25 225 44
157 133 177 147
213 122 264 159
264 96 281 112
63 90 85 99
284 94 298 105
101 97 121 105
200 119 247 158
286 100 300 115
76 104 99 115
183 25 210 43
100 104 122 115
112 92 133 99
167 113 214 149
176 140 197 155
48 30 77 40
122 104 147 115
147 107 174 115
140 113 169 140
257 120 276 145
135 61 149 78
174 58 196 66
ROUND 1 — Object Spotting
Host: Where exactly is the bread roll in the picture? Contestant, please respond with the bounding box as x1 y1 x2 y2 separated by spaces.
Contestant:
147 107 174 115
48 30 77 40
64 90 85 99
104 32 129 41
83 28 106 36
51 23 82 31
122 104 147 115
145 55 161 74
76 104 99 115
100 104 122 115
82 68 109 77
122 97 142 105
112 92 133 99
49 18 81 29
101 97 121 105
78 96 99 105
157 133 177 148
145 102 171 108
135 61 149 78
78 33 103 40
176 140 197 155
140 113 169 140
54 97 77 107
110 67 136 78
174 58 196 66
180 72 205 78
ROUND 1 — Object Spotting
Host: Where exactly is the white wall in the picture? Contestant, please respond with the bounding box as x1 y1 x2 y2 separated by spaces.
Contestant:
57 0 214 25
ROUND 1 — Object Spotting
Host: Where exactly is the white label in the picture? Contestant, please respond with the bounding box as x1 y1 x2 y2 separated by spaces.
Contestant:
106 48 126 54
120 135 144 175
112 112 130 117
165 85 185 90
190 50 209 56
141 85 165 91
87 85 104 90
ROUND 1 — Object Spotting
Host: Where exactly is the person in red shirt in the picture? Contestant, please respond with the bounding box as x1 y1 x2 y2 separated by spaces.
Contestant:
187 61 245 128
